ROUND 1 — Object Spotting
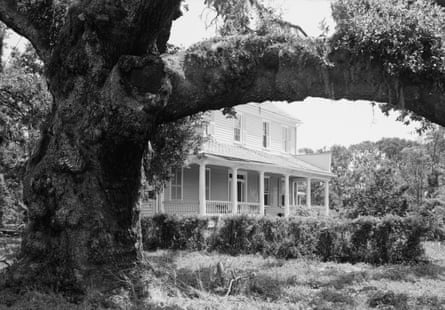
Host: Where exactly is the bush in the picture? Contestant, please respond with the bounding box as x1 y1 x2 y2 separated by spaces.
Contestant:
209 216 257 255
368 290 409 309
413 200 445 241
141 214 428 264
141 214 209 251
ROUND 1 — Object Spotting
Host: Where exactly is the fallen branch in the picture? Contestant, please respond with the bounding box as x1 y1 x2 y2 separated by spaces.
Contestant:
225 273 251 297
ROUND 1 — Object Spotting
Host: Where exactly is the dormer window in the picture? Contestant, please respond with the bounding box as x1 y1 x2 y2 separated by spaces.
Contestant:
262 121 270 148
234 115 242 143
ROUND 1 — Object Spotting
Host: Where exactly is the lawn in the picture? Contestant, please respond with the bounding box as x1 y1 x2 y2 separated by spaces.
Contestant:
0 241 444 309
142 241 445 310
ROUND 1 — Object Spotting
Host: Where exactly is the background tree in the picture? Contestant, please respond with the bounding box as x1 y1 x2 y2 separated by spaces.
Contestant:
330 138 420 215
343 166 409 217
0 43 50 225
424 126 445 195
143 114 206 193
400 146 429 205
329 145 352 209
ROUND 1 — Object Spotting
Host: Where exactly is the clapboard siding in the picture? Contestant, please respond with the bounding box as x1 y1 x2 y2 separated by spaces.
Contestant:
210 166 229 201
183 165 199 201
210 103 299 155
213 111 234 144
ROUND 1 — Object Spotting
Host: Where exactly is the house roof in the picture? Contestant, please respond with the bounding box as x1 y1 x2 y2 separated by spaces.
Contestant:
200 141 334 178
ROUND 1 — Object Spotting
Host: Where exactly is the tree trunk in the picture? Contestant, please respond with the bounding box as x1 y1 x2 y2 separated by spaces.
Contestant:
9 67 146 292
1 0 182 292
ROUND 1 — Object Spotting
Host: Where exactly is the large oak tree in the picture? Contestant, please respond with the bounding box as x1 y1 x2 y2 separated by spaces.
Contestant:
1 0 445 291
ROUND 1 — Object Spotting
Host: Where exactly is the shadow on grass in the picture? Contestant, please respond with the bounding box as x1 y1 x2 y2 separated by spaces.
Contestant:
283 261 445 292
371 262 445 282
309 288 356 310
144 249 445 308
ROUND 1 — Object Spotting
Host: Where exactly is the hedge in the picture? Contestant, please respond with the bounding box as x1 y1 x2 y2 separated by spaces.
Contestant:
141 214 428 264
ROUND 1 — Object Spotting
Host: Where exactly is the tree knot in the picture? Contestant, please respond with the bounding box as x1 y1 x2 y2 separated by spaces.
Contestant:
118 55 167 96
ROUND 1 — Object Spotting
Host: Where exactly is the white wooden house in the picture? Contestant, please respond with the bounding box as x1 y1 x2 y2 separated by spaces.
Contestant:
142 102 334 217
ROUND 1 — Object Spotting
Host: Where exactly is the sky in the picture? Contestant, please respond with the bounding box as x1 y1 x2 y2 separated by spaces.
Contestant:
3 0 422 150
169 0 422 150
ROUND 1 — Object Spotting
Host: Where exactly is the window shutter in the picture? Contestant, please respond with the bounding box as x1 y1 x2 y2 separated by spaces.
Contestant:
210 122 215 136
242 115 247 144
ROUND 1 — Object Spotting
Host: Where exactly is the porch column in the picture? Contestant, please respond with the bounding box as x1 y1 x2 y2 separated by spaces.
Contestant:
199 162 206 216
159 186 165 213
306 177 311 208
284 174 290 217
324 180 330 216
231 167 238 214
259 171 265 216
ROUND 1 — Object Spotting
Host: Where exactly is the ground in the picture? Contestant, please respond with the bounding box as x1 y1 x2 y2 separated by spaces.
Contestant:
0 240 444 309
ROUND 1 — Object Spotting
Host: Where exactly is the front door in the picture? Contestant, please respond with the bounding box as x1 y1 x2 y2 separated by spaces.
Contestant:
237 178 245 202
229 172 246 202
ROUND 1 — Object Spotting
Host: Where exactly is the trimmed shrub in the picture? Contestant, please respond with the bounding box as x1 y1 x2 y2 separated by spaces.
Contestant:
141 214 209 251
141 214 428 264
209 216 257 255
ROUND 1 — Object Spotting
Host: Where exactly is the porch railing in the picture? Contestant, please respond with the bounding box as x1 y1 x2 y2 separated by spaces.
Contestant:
146 200 327 217
164 200 199 215
312 205 328 217
140 200 156 217
206 200 232 215
290 205 328 217
238 202 261 215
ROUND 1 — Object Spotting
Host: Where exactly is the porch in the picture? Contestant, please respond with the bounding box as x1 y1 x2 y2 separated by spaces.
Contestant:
141 160 331 218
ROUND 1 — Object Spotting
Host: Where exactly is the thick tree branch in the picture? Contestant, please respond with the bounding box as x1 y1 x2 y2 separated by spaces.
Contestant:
163 35 445 127
0 0 54 61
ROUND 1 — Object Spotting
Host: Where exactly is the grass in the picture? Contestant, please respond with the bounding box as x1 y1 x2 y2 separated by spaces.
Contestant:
0 237 20 269
0 241 444 309
142 241 445 309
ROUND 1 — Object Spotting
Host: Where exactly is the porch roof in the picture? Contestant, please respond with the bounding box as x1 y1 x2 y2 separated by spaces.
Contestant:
198 141 334 178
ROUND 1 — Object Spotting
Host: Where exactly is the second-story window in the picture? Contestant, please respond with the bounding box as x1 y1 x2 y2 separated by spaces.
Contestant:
282 126 290 152
234 115 242 143
204 113 215 137
262 121 270 148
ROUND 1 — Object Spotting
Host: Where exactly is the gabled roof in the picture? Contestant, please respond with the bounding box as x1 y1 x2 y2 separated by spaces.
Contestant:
200 141 334 178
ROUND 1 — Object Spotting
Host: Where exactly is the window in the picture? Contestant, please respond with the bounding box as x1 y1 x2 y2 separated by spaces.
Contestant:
205 168 211 200
204 123 214 137
234 115 242 142
262 121 270 148
264 177 270 206
170 168 183 200
282 126 290 152
204 113 215 137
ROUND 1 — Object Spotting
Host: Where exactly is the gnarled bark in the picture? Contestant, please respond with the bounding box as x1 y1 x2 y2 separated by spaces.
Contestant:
163 35 445 127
